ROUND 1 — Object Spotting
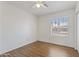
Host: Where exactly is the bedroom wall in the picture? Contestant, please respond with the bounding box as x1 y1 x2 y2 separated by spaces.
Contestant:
0 2 2 54
38 9 76 48
0 2 37 54
76 1 79 52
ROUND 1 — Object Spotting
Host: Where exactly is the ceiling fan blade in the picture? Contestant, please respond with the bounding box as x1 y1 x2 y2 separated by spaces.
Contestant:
40 3 48 8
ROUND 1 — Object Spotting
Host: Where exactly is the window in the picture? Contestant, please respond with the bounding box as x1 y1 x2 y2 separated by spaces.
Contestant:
49 16 68 36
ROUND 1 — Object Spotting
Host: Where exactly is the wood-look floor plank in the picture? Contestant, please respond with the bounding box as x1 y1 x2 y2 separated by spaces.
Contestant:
0 41 79 57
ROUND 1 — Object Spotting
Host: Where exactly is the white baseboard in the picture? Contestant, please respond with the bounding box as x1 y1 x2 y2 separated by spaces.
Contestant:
38 40 74 49
0 40 37 55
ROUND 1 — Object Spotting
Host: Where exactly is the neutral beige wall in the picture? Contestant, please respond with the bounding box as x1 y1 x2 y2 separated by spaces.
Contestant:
0 2 2 53
76 2 79 52
38 9 76 48
0 2 37 54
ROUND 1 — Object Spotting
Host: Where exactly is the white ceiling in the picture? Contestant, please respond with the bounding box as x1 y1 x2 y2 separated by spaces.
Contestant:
6 1 77 16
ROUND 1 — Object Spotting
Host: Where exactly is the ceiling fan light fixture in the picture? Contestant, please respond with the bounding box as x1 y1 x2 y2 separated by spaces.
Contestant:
33 1 48 8
35 3 41 8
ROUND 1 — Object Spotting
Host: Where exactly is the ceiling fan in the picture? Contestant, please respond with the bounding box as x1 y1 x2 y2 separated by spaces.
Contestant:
33 0 48 8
